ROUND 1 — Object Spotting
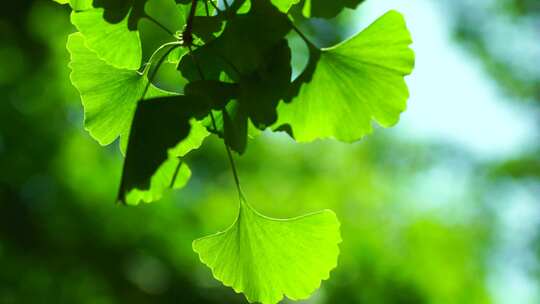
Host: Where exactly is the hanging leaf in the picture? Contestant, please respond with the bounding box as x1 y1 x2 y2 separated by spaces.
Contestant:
124 159 192 204
59 2 417 302
193 199 341 304
179 0 293 141
123 119 209 205
275 10 415 142
119 96 210 204
138 0 184 62
66 33 168 151
71 8 143 70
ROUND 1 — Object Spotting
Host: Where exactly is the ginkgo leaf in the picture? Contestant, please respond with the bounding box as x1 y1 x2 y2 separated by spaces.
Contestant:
67 32 142 148
117 94 213 204
71 8 142 69
193 199 341 304
275 10 415 142
138 0 186 62
179 0 293 144
66 32 167 151
125 159 191 205
168 120 210 157
124 120 209 205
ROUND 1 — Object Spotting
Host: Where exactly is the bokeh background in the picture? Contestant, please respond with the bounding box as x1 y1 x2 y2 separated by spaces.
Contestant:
1 0 539 303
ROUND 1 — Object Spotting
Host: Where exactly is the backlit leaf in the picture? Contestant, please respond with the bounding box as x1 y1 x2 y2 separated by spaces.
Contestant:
66 33 167 151
71 8 142 70
120 97 210 204
193 199 341 304
275 10 415 142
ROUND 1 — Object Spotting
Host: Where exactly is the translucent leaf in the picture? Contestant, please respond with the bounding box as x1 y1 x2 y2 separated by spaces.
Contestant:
193 199 341 304
70 0 185 69
124 121 209 205
67 33 167 151
118 96 212 204
67 33 144 148
180 1 291 81
138 0 185 62
179 0 293 150
275 10 415 142
125 159 191 205
71 8 142 70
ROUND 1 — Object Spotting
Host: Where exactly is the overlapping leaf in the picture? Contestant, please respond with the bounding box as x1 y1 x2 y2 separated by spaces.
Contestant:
67 33 142 149
275 10 415 142
179 0 293 153
194 199 341 304
62 1 416 303
137 0 184 62
118 97 211 204
67 33 174 149
71 8 142 69
69 0 205 69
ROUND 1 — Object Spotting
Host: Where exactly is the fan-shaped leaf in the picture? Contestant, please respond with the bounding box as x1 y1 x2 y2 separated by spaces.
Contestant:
193 200 341 304
121 103 209 205
66 33 167 151
275 10 415 142
71 8 142 70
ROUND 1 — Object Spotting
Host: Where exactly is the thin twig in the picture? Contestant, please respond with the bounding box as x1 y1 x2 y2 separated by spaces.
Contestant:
187 43 244 201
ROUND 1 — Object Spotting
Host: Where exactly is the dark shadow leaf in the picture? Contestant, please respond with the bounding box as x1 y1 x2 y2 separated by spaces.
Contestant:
117 95 212 203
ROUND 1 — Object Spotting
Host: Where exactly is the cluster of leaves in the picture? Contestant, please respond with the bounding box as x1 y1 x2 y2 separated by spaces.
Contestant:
53 0 414 303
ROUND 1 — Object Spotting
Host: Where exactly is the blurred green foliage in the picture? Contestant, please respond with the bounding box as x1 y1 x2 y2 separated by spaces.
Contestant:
449 0 540 294
1 0 538 303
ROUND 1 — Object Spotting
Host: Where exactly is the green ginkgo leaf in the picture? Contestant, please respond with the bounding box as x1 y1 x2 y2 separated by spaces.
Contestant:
125 159 191 205
275 10 415 142
71 8 142 70
66 32 166 151
67 32 143 149
124 121 208 205
193 199 341 304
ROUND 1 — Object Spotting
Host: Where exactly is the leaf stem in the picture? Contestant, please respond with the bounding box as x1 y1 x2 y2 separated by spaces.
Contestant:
203 0 210 16
141 41 183 98
291 23 316 49
187 43 245 202
169 159 184 188
116 42 181 204
182 0 199 46
210 112 244 200
207 0 221 13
